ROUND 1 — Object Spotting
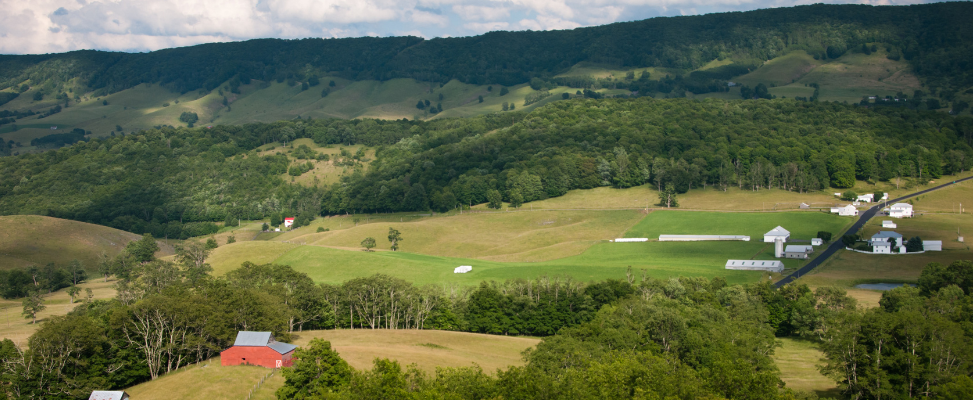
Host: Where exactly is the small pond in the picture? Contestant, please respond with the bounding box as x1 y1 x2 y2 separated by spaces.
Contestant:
854 283 917 291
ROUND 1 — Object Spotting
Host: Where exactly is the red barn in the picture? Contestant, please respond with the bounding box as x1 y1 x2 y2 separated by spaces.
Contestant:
221 331 297 368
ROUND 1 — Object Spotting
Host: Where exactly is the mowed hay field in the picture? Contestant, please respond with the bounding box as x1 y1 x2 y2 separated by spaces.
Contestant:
211 210 851 286
126 329 538 400
0 215 141 269
774 338 840 398
0 280 116 348
303 210 642 262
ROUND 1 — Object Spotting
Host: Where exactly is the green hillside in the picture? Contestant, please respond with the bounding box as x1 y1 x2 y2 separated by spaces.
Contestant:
0 215 149 269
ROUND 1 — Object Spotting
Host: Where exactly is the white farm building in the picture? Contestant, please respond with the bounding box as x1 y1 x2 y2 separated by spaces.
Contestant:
763 226 790 243
725 260 784 273
659 235 750 241
614 238 649 242
784 245 813 259
857 193 874 203
454 265 472 274
889 203 914 218
923 241 942 251
882 221 897 228
830 204 858 217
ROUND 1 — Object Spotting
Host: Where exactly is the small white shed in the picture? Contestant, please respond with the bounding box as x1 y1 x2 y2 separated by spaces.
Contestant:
882 221 897 228
89 392 130 400
614 238 648 242
763 226 791 243
454 265 472 274
811 238 823 246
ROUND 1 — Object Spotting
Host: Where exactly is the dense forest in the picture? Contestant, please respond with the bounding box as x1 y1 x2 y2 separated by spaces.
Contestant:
1 2 972 97
2 236 971 399
0 98 970 236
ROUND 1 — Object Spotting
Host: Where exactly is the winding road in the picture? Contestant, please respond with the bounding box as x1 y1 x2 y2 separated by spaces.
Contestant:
774 175 973 288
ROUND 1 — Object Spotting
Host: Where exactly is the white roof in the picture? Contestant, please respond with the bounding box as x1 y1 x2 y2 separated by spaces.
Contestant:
89 392 128 400
784 245 812 253
890 203 912 209
764 226 790 236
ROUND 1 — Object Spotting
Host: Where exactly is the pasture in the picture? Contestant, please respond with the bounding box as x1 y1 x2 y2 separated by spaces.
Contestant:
211 210 852 286
0 280 116 348
774 338 839 398
0 215 147 269
125 329 538 400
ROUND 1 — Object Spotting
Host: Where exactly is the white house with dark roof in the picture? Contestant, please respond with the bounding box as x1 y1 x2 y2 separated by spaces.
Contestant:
763 226 790 243
871 231 904 248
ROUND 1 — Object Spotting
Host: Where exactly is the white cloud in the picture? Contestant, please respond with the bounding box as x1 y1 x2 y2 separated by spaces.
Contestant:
0 0 949 54
463 21 510 32
452 5 510 20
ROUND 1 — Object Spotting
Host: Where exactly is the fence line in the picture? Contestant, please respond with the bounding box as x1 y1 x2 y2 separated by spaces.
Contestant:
246 369 277 400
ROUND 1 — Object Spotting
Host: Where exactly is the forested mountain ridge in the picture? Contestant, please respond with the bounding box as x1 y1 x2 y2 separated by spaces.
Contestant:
1 97 970 237
1 2 971 95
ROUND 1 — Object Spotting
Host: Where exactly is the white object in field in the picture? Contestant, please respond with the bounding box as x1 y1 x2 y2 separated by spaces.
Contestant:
830 204 858 216
614 238 649 242
959 236 964 243
882 221 897 228
725 260 784 273
274 228 281 232
811 238 823 246
658 235 749 241
834 193 842 197
799 203 810 209
454 265 472 273
857 194 874 203
889 203 913 218
774 238 784 258
923 241 942 251
764 226 790 243
882 193 889 200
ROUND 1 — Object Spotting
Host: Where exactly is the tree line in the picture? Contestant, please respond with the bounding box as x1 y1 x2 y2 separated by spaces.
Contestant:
2 3 972 98
1 98 971 234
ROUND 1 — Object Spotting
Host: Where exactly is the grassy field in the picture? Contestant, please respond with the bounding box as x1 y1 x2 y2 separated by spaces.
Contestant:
300 210 641 262
257 138 377 186
126 329 538 400
0 215 151 269
774 338 840 398
735 51 820 87
0 280 117 348
210 210 851 286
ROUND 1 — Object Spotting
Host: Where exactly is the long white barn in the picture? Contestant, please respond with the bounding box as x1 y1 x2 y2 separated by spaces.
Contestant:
725 260 784 273
659 235 750 241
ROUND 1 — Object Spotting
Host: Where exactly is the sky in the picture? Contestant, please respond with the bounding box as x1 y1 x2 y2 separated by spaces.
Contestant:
0 0 946 55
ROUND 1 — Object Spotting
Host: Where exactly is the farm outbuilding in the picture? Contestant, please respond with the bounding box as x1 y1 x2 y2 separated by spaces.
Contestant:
830 205 858 217
614 238 648 242
89 392 129 400
284 217 295 228
857 194 874 203
889 203 913 218
811 238 823 246
725 260 784 273
923 241 942 251
784 245 813 259
221 331 297 369
659 235 750 241
799 203 810 209
454 265 472 273
882 221 897 228
763 226 790 243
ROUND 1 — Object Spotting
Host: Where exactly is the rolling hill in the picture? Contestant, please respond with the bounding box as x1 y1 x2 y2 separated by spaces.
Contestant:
2 2 973 152
0 215 159 269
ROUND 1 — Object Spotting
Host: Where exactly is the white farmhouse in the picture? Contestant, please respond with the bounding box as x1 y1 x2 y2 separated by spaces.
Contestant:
763 226 790 243
830 204 858 217
889 203 913 218
871 231 904 248
856 193 874 203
